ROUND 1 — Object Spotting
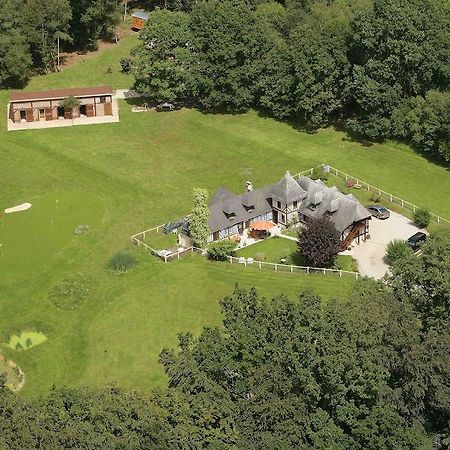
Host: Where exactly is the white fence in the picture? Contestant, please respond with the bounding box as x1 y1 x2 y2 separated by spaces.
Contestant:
325 164 450 225
294 163 450 226
229 256 359 279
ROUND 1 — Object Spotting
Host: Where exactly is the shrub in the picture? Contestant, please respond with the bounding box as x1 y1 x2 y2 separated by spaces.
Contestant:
370 192 382 203
255 252 266 262
311 166 328 181
107 251 137 273
207 240 236 261
49 273 93 310
25 338 32 348
120 58 132 73
15 343 23 351
413 208 431 228
59 95 80 110
386 240 412 265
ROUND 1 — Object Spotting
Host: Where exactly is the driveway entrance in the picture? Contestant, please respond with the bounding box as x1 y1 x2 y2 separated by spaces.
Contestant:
343 211 426 279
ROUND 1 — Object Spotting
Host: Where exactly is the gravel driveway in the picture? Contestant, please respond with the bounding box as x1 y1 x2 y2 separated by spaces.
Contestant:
344 211 425 279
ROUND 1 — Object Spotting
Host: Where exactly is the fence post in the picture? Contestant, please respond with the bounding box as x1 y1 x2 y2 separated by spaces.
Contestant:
339 270 342 278
390 194 393 202
307 267 310 274
437 216 440 224
275 264 278 271
290 265 293 273
177 252 180 259
164 255 168 263
323 268 325 275
355 273 358 280
401 200 404 207
259 261 262 269
229 256 232 264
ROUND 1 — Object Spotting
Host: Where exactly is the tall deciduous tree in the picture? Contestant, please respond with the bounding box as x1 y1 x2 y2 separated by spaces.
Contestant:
298 215 341 266
189 188 209 248
69 0 121 50
348 0 450 139
290 21 351 128
132 9 193 102
387 230 450 330
0 0 32 88
391 91 450 161
190 0 270 112
22 0 72 72
159 285 431 448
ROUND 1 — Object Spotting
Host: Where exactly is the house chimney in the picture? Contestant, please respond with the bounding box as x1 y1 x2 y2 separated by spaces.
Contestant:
246 181 253 192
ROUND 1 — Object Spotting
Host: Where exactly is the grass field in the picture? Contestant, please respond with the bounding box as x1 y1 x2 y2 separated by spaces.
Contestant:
0 34 449 398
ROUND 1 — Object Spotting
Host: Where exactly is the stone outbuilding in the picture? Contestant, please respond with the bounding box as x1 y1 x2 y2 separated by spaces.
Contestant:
8 86 116 130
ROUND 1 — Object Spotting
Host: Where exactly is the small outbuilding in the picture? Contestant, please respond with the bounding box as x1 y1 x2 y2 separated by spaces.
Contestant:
9 86 114 124
131 11 149 30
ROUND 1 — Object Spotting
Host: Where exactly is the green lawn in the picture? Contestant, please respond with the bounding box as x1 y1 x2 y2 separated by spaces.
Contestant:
236 237 357 272
0 36 449 398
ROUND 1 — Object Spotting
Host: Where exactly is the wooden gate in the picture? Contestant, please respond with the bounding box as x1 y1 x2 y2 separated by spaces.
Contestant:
45 107 53 121
104 102 113 116
26 108 34 122
64 108 73 119
86 104 95 117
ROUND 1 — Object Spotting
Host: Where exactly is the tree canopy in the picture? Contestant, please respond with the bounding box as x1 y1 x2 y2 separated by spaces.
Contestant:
131 0 450 160
1 230 449 447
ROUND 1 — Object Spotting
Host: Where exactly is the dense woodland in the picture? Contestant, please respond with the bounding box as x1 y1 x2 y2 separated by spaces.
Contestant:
1 230 449 448
131 0 450 161
0 0 121 80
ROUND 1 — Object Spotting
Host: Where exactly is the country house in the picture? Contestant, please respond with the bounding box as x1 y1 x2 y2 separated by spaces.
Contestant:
204 171 371 249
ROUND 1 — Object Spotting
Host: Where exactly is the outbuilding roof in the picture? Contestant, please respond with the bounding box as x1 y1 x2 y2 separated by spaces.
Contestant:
132 11 150 20
10 86 113 102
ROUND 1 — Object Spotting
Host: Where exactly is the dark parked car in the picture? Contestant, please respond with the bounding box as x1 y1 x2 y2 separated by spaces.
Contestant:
366 205 390 219
406 232 427 252
163 217 188 234
156 102 175 112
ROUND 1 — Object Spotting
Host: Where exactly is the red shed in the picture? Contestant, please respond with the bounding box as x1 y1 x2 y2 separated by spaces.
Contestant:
131 11 149 30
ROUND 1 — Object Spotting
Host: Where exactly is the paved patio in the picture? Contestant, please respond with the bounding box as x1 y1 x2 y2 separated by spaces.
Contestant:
343 211 426 279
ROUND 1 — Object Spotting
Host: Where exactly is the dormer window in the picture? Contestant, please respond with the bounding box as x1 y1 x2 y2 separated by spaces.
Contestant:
328 198 339 214
243 204 255 212
224 211 236 220
277 201 282 209
293 201 298 209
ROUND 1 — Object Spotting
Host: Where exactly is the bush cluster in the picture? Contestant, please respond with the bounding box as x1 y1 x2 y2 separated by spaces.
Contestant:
107 251 137 273
413 208 431 228
207 240 236 261
386 240 412 265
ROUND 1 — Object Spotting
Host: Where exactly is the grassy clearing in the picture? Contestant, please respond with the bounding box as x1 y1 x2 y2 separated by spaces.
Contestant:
5 331 48 350
0 36 448 398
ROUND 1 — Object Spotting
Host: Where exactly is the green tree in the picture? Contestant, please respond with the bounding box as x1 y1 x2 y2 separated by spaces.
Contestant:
391 91 450 161
290 20 351 128
0 0 32 88
190 0 270 112
160 285 431 448
189 188 209 248
22 0 72 72
69 0 121 50
388 230 450 330
132 9 193 103
347 0 450 139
